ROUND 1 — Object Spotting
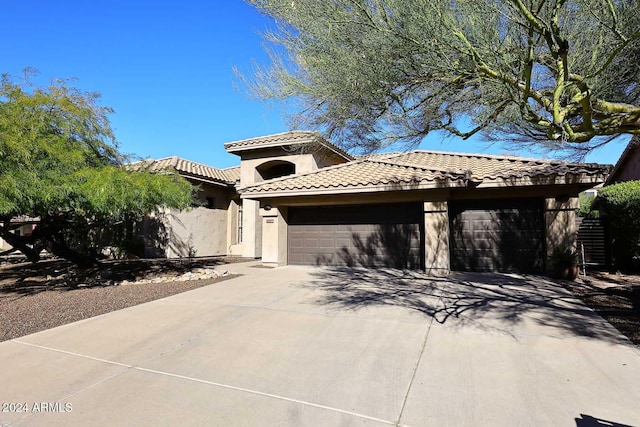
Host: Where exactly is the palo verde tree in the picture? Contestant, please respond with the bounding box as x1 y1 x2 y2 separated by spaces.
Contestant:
0 72 193 266
243 0 640 154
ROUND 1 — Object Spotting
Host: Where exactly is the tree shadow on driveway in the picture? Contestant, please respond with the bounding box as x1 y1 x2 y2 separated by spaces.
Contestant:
305 267 630 345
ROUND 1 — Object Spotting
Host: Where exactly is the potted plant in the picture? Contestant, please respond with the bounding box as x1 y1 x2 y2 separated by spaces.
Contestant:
549 246 580 280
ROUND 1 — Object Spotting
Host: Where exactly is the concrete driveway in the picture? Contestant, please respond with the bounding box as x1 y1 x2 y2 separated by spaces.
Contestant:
1 262 639 427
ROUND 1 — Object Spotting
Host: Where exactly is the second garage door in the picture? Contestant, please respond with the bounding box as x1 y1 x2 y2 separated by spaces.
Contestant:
288 203 423 269
449 199 545 273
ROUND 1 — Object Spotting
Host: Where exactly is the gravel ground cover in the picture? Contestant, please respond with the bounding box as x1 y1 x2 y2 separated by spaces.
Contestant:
560 271 640 346
0 256 247 342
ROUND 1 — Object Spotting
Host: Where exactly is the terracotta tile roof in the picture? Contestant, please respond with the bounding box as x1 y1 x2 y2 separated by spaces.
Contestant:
222 166 240 183
240 150 610 196
380 151 605 180
355 152 404 160
224 130 354 160
134 156 236 186
250 160 460 192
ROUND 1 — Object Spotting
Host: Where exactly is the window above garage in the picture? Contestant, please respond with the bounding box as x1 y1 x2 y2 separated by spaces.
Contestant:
256 160 296 181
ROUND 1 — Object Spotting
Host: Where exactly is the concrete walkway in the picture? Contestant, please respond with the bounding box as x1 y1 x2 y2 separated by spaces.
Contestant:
1 262 639 426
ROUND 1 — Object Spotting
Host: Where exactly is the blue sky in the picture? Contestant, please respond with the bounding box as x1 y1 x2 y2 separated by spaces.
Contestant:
2 0 630 169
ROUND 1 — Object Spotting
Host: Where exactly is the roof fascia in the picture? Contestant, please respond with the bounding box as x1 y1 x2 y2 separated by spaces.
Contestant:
225 137 354 162
179 173 234 188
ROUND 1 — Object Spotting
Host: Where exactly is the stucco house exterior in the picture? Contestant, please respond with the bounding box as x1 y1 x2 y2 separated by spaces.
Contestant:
605 135 640 185
143 131 610 274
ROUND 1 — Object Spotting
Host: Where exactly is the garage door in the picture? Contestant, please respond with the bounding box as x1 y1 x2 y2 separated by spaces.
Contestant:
449 199 544 273
288 203 423 269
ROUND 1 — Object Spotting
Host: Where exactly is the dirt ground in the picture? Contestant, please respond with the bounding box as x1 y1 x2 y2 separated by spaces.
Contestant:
0 256 249 342
560 270 640 346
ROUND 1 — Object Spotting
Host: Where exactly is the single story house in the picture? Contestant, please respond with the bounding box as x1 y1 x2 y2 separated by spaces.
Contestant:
143 131 610 274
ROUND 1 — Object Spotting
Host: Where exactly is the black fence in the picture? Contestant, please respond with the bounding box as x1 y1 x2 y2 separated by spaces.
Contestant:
576 217 611 269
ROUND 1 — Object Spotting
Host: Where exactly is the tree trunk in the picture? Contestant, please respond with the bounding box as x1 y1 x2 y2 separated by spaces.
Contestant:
0 219 98 267
0 230 42 263
44 239 98 268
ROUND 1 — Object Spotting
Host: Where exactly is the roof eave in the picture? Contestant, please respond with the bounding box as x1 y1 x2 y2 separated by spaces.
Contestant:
179 173 235 188
239 172 608 199
475 172 608 188
225 138 316 153
225 134 354 161
239 180 467 199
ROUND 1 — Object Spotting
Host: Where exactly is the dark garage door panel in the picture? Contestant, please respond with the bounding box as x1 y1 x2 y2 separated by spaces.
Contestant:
289 224 394 265
449 199 544 273
288 204 423 269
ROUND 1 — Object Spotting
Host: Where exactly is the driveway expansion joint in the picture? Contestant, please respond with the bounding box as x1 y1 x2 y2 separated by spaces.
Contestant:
394 284 445 426
9 339 399 426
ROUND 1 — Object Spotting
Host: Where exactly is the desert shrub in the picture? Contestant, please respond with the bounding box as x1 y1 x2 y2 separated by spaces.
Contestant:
596 180 640 271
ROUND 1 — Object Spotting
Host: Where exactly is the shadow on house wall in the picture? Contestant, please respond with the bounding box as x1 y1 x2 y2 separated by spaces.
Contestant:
336 223 424 269
95 212 194 259
141 213 194 258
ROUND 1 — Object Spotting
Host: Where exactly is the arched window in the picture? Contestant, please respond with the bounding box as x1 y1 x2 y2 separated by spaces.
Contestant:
256 160 296 181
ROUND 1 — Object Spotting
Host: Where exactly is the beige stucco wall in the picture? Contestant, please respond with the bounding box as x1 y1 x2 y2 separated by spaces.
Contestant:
192 183 232 209
424 201 450 274
237 146 349 187
162 207 228 258
260 206 288 266
141 181 234 259
260 208 278 264
241 199 262 258
544 197 579 269
0 235 9 250
238 148 319 187
228 244 243 256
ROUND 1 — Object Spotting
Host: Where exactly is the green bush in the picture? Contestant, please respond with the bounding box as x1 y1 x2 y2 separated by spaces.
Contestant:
596 180 640 271
576 193 598 217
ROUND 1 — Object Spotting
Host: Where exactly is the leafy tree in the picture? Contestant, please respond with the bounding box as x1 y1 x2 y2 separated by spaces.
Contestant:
243 0 640 154
0 72 194 266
